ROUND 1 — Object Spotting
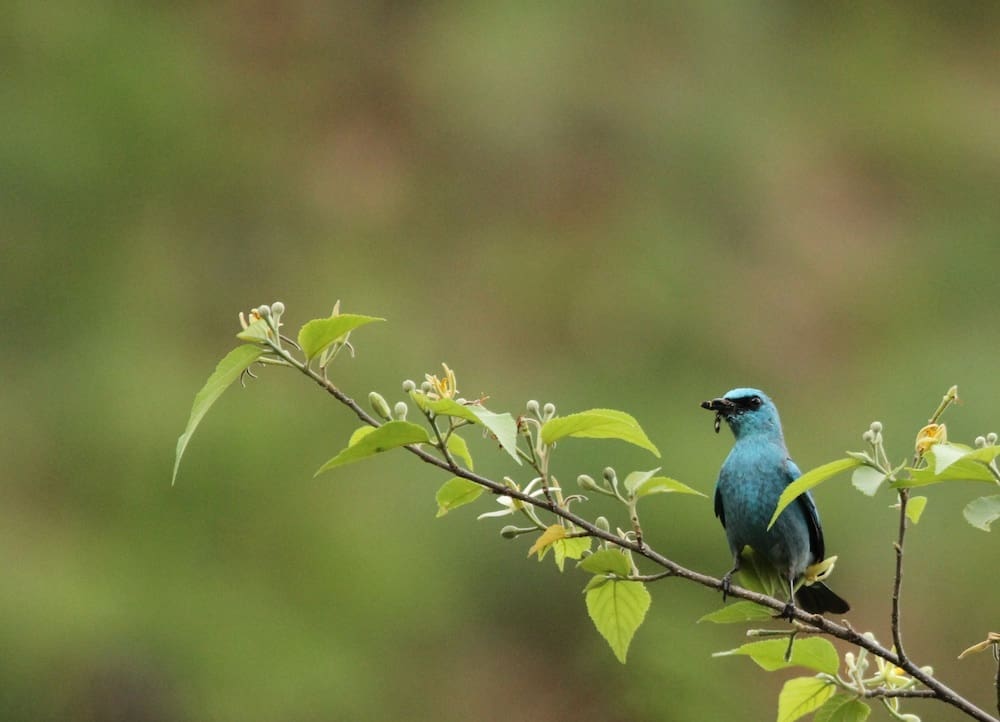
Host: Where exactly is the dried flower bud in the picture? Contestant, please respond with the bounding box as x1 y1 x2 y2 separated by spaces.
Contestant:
500 525 520 539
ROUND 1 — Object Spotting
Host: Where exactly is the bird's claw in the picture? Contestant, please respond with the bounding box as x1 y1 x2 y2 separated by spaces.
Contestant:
721 573 733 602
776 601 796 621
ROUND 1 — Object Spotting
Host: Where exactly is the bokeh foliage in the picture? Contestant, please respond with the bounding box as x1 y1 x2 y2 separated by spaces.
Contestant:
3 3 999 720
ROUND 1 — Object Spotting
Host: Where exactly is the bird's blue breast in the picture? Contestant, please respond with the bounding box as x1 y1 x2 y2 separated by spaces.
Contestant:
716 437 813 576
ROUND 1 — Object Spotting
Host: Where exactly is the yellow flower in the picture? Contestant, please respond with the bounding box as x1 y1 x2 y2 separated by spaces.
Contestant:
425 363 458 401
239 309 263 329
915 423 947 456
803 555 838 585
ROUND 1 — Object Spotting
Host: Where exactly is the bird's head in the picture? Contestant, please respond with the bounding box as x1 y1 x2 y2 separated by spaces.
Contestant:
700 388 783 439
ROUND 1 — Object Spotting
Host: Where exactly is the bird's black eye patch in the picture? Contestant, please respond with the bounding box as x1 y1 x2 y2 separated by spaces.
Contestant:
727 395 764 411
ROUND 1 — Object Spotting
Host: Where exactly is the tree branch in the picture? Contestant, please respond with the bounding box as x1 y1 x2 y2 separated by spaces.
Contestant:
280 349 997 722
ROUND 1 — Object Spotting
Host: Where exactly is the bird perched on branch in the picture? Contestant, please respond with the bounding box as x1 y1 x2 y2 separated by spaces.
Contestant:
701 388 849 616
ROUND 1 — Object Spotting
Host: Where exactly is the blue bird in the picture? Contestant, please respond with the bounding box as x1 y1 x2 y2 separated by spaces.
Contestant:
701 388 849 616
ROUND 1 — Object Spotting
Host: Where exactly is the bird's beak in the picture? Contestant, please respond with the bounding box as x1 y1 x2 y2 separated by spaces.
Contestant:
700 397 734 434
700 398 735 413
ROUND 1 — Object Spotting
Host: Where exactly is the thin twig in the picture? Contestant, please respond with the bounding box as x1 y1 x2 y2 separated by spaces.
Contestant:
892 488 909 665
864 688 937 699
994 645 999 717
891 388 960 665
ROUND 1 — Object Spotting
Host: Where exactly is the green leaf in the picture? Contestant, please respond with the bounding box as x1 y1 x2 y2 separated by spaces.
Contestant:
932 443 972 472
585 579 651 663
897 458 998 486
553 536 591 572
315 421 429 474
634 476 707 499
348 426 376 446
814 694 871 722
467 406 520 463
621 467 704 499
541 409 660 457
623 468 659 494
173 344 266 485
963 495 1000 531
905 495 928 524
528 524 567 559
851 465 886 497
445 434 474 470
297 314 384 361
412 394 521 464
769 458 862 530
845 450 875 464
583 574 611 592
698 601 774 624
900 443 1000 486
435 477 484 517
961 445 1000 464
776 677 836 722
236 318 273 343
579 549 631 577
714 638 839 675
737 547 784 597
411 393 479 422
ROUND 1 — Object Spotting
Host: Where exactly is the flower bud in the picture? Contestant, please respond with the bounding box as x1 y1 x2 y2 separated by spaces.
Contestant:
870 421 883 433
988 432 998 446
393 401 408 420
257 304 271 318
543 402 556 418
369 392 392 421
975 435 987 448
578 474 600 492
526 399 540 416
595 516 611 533
271 301 285 316
420 381 433 393
603 467 617 484
500 525 520 539
402 379 416 393
862 430 875 444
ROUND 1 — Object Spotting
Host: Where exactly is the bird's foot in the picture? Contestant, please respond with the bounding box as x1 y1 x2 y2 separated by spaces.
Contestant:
775 601 796 621
720 573 733 602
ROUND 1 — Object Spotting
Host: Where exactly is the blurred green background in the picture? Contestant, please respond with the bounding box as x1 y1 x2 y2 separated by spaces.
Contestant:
3 3 999 720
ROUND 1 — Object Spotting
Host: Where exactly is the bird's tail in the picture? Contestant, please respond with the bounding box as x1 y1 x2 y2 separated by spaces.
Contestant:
796 582 850 615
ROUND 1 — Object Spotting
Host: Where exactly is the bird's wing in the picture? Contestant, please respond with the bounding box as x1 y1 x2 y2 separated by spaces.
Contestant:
785 457 825 563
714 481 726 527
